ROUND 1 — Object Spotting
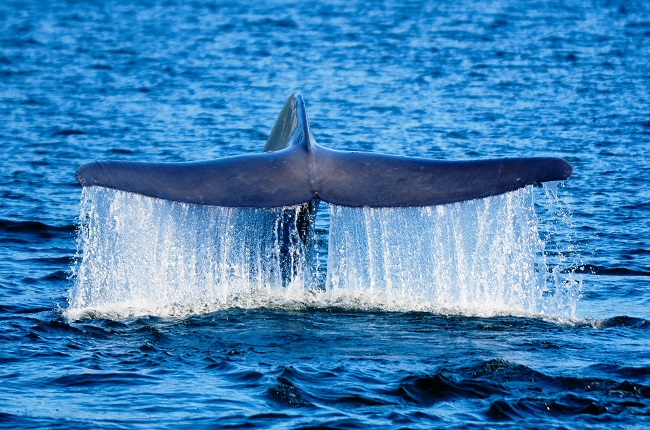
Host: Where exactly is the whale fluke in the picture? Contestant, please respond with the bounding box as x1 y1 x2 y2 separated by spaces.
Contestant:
76 93 572 207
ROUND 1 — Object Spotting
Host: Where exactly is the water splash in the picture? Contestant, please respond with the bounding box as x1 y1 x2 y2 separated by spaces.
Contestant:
326 185 581 318
67 185 580 320
68 187 312 319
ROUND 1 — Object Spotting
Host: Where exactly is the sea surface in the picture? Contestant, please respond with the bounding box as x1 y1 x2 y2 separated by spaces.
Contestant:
1 0 649 428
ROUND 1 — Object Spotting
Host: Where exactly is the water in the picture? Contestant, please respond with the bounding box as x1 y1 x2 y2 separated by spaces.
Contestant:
69 185 578 319
1 0 649 428
325 187 578 317
69 188 313 318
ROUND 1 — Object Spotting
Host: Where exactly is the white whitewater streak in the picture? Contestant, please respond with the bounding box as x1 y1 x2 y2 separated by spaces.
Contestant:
67 185 580 320
325 186 580 318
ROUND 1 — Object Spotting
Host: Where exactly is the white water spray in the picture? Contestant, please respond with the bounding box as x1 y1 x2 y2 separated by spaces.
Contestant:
68 187 310 318
67 185 580 319
325 187 579 316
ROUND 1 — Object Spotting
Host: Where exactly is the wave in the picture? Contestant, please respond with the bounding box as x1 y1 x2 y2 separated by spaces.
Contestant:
573 264 650 276
50 372 159 388
597 316 650 329
0 219 76 239
259 359 650 422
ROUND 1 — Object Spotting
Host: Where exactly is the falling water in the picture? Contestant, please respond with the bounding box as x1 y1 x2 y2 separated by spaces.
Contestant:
326 185 580 317
67 185 580 319
68 187 313 318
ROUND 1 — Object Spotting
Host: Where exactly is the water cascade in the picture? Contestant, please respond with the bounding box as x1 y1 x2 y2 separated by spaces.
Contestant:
325 185 579 316
67 185 580 319
68 187 313 318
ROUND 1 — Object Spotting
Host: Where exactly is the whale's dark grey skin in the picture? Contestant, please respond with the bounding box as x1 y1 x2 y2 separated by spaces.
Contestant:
76 92 572 208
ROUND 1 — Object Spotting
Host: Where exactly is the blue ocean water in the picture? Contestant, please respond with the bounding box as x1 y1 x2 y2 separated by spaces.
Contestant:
1 0 649 428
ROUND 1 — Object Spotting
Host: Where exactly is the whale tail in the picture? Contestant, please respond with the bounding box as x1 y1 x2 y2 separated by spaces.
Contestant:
76 92 572 208
76 93 572 285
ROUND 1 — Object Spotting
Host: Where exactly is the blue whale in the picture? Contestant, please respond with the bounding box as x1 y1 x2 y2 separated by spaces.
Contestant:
75 92 572 208
76 93 572 284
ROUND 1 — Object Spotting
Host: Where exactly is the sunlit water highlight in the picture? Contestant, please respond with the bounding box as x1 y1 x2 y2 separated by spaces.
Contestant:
68 184 580 320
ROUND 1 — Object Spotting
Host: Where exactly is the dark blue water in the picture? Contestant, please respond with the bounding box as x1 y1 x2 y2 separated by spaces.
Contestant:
1 0 649 428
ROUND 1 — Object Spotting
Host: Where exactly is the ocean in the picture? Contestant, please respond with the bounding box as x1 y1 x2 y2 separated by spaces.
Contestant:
0 0 648 428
